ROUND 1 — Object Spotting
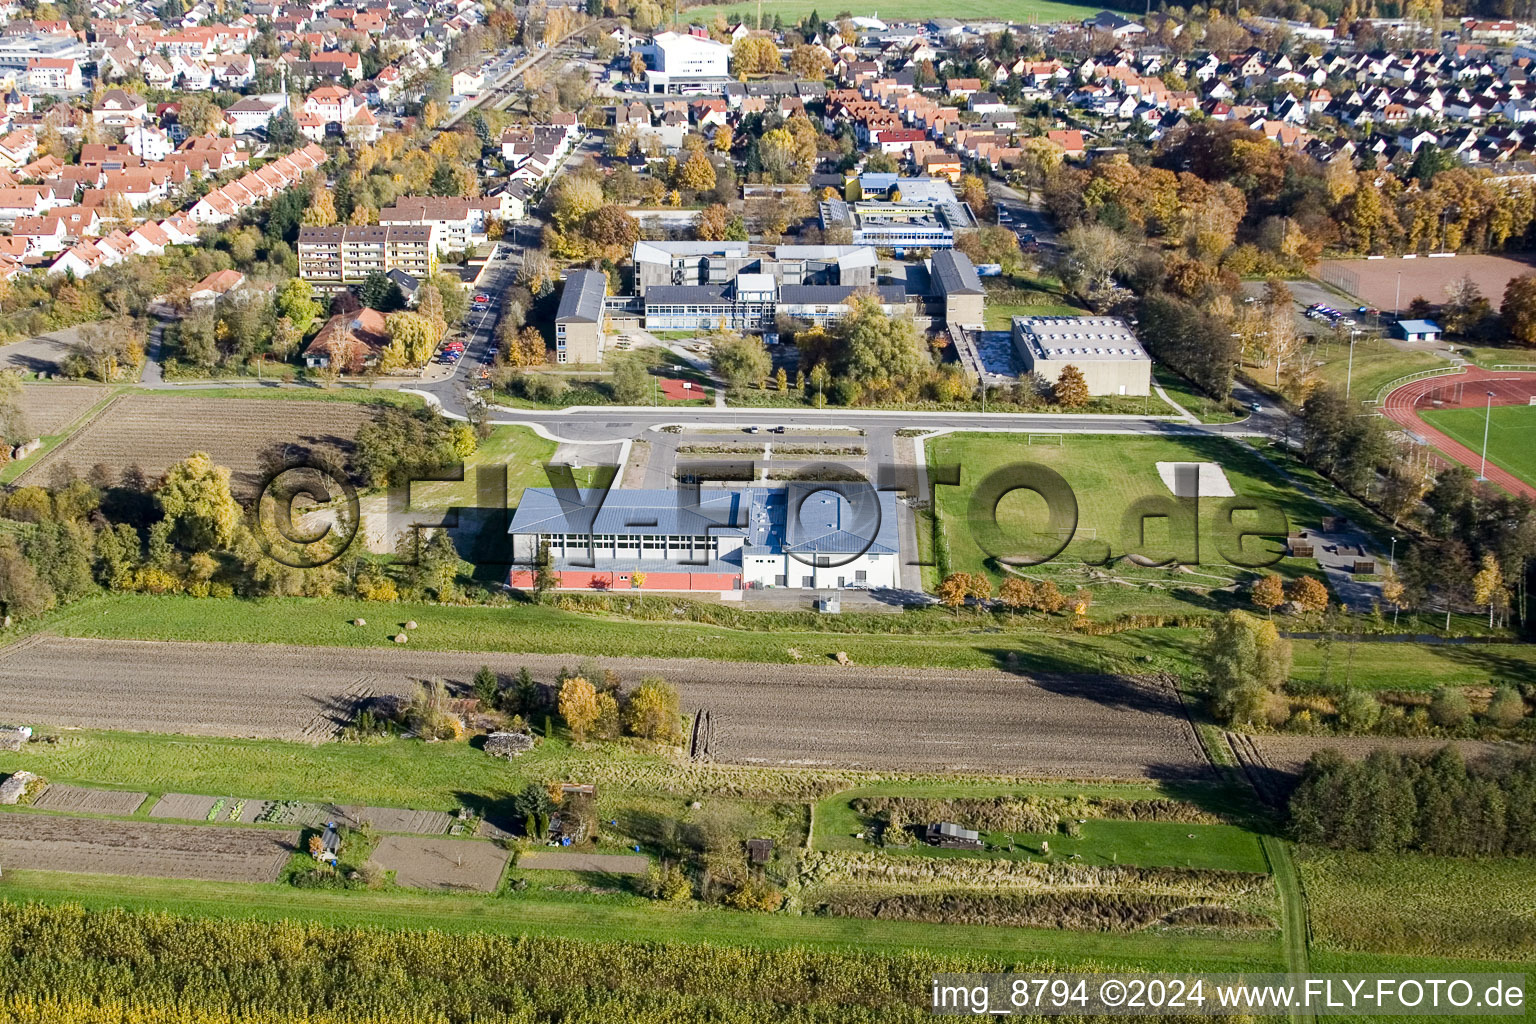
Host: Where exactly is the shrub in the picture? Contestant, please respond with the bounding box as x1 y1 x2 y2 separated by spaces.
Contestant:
1334 688 1381 732
1484 686 1527 729
1429 687 1470 728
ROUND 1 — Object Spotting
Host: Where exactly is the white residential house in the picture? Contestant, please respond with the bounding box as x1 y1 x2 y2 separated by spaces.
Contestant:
450 68 483 95
25 57 81 92
124 124 173 161
224 94 287 133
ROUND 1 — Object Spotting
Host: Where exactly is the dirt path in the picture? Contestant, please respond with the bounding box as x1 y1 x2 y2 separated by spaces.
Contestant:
1261 834 1315 1024
0 637 1209 779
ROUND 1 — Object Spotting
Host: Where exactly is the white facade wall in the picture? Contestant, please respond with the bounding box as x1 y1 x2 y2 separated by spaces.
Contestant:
742 551 895 589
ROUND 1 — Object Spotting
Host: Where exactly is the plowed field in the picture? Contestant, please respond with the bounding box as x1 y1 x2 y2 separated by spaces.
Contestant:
0 813 294 882
14 395 374 496
0 638 1208 778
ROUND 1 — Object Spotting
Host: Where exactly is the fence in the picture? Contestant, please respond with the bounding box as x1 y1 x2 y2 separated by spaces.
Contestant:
1366 365 1466 407
1316 264 1361 299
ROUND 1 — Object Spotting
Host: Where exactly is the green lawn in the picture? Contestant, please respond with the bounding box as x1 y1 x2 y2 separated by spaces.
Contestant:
0 870 1284 969
32 591 1219 672
1153 367 1242 424
823 818 1269 872
24 589 1522 685
1289 637 1536 690
1306 335 1452 402
984 300 1087 329
137 384 425 408
0 729 563 810
689 0 1101 26
1422 403 1536 490
408 424 559 510
925 432 1330 615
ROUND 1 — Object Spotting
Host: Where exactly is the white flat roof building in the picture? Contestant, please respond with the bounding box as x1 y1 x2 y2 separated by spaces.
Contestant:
1011 316 1152 397
642 31 730 93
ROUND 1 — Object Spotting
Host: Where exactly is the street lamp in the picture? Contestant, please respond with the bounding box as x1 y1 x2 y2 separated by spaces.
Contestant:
1390 535 1397 572
1479 390 1496 480
1343 329 1360 400
1395 270 1402 320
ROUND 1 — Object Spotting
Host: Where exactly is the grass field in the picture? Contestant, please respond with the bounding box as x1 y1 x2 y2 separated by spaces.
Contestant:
686 0 1100 26
20 590 1531 687
1153 368 1242 424
1423 403 1536 489
138 385 425 408
809 778 1269 873
925 432 1328 615
0 870 1285 968
1297 846 1536 962
983 300 1087 329
407 424 559 510
1307 335 1451 401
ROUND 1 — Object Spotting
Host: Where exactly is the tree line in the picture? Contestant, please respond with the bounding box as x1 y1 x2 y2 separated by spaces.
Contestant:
0 406 477 620
1290 744 1536 857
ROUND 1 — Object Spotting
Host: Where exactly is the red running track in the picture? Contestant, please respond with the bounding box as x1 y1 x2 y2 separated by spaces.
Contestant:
1379 366 1536 500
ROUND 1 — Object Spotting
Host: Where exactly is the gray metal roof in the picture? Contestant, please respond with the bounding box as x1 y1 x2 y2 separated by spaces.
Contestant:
554 269 606 324
510 486 900 559
509 487 749 538
642 284 733 304
930 249 983 296
778 284 905 305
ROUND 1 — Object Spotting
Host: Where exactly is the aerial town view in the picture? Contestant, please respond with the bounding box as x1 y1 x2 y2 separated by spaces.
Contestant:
0 0 1532 1019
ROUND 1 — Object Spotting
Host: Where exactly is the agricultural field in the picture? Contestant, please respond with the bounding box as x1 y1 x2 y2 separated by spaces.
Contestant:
1297 846 1536 962
691 0 1101 27
0 636 380 741
14 384 108 435
30 784 147 815
1244 735 1511 777
12 394 376 497
1423 403 1536 489
924 432 1331 613
371 835 510 891
0 635 1209 779
0 813 294 883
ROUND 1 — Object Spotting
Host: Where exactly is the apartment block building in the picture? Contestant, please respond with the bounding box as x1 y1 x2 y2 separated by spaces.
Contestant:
297 224 436 290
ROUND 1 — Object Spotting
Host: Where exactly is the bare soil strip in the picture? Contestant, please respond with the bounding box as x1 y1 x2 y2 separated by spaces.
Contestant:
372 835 509 891
16 385 109 436
518 851 649 874
30 784 147 815
0 812 295 883
13 395 374 497
0 638 1208 779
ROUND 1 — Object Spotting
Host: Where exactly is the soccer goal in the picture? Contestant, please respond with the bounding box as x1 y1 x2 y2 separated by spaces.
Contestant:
1528 395 1536 406
1027 433 1064 446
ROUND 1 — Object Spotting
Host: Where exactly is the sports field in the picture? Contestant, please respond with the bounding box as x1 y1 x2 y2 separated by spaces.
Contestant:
1316 253 1536 312
687 0 1099 26
1422 403 1536 489
926 433 1326 582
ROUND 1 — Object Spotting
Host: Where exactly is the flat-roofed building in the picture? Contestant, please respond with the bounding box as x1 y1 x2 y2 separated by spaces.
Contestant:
1010 315 1151 396
819 177 977 251
554 269 607 363
297 224 436 290
506 485 901 592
